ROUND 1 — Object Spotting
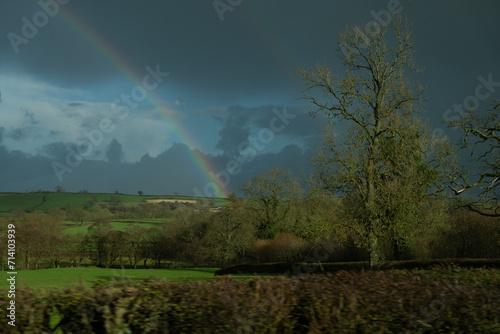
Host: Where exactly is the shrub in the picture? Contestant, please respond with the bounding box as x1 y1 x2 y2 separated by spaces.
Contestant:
430 209 500 259
252 233 310 263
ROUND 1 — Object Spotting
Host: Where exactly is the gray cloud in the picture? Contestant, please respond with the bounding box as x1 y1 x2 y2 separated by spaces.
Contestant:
40 141 67 160
224 143 315 194
0 145 54 192
0 138 314 196
22 108 38 125
215 105 251 156
214 105 322 158
105 139 123 164
4 108 42 142
251 105 324 139
9 128 29 141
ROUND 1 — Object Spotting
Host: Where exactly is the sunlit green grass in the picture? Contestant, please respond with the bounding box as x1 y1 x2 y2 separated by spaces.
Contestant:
0 192 46 212
62 219 173 235
16 267 219 291
112 218 172 223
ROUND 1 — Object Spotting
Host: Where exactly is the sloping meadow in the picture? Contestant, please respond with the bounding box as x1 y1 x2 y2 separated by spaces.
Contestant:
0 268 499 333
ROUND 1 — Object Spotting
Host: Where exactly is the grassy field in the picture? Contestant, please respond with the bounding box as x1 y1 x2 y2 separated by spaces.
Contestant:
62 218 172 234
15 267 219 291
0 193 143 213
17 264 500 293
0 193 47 212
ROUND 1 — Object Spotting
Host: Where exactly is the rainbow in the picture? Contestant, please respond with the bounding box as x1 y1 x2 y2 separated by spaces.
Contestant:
57 8 228 198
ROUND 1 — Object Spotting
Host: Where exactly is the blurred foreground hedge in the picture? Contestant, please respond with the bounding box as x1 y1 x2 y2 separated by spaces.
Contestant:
0 268 499 333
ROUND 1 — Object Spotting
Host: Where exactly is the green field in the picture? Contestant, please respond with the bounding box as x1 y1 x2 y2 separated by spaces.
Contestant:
0 193 47 212
15 267 218 291
0 192 143 213
63 218 172 235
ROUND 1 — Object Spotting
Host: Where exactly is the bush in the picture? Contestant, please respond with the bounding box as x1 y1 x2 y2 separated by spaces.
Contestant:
430 209 500 259
252 233 310 263
324 237 370 262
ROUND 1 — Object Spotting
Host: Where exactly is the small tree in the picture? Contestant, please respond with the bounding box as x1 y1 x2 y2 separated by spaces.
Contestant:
84 220 125 268
15 212 65 269
138 190 144 196
49 207 67 221
124 225 150 269
54 185 65 193
241 167 302 239
203 203 255 267
145 227 180 268
110 195 123 205
67 207 88 226
64 233 86 267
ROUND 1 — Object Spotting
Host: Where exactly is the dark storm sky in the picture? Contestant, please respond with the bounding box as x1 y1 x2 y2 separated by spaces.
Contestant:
0 0 498 196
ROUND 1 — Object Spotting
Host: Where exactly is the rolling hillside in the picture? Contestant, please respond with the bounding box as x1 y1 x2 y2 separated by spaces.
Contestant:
0 192 228 215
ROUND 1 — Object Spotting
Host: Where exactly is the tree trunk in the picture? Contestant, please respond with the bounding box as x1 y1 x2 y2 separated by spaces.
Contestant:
367 120 383 269
25 250 30 270
369 232 380 268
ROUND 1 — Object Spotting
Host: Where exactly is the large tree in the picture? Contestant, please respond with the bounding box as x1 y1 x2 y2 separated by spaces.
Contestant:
301 16 455 267
447 101 499 216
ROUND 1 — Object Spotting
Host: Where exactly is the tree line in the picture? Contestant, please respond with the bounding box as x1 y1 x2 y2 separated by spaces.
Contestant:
0 168 498 271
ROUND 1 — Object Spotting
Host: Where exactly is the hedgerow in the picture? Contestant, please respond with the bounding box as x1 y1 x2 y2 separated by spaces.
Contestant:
0 269 499 333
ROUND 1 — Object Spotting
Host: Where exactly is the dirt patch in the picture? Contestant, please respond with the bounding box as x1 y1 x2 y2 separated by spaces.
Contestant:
146 199 199 204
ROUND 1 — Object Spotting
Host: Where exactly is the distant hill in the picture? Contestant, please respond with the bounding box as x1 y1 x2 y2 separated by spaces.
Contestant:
0 192 228 214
